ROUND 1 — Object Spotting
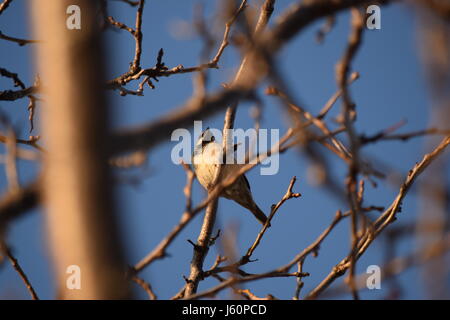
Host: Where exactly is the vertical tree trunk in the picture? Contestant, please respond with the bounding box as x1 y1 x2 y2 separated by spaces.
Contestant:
31 0 130 299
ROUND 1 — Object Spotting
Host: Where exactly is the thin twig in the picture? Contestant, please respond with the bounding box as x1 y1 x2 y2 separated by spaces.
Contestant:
305 136 450 299
210 0 248 66
243 177 300 262
318 71 359 119
107 0 145 87
336 7 365 300
322 232 450 298
237 289 277 300
0 85 38 101
361 128 450 145
187 206 384 300
0 30 39 46
130 275 157 300
0 0 13 15
111 1 396 155
4 247 39 300
107 16 135 34
202 177 301 278
0 135 44 152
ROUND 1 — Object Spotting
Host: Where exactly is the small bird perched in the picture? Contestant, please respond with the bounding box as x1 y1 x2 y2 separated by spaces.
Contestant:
192 128 269 226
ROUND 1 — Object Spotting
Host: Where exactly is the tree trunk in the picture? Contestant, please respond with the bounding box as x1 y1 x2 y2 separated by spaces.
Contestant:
31 0 130 299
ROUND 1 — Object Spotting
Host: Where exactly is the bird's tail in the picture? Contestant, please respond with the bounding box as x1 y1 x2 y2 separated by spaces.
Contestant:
235 197 270 227
250 203 271 227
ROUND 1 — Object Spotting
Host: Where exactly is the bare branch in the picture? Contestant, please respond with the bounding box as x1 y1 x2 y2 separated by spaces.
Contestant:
111 0 396 155
0 85 38 101
322 232 450 298
184 198 219 296
130 275 157 300
336 7 365 300
210 0 248 66
202 177 301 278
3 246 39 300
0 0 13 15
0 30 39 46
305 136 450 299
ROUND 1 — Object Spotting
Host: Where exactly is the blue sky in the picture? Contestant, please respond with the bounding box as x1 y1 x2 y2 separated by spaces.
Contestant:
0 0 447 299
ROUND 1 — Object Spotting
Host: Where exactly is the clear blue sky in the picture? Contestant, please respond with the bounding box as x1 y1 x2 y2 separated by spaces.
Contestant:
0 0 446 299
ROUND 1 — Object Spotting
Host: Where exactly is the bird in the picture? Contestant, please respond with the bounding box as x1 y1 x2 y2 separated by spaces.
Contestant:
192 128 269 226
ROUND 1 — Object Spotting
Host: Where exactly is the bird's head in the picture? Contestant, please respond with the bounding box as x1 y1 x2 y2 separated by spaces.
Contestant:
194 127 216 154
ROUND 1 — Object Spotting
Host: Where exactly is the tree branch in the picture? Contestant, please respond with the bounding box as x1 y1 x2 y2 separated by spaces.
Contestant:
305 135 450 299
3 246 39 300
